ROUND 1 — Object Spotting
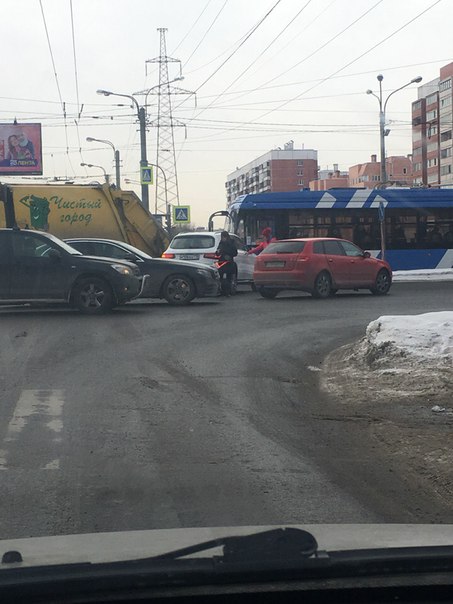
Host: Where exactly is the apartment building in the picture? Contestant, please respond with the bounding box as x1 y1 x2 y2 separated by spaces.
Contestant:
309 164 349 190
225 141 318 204
349 154 413 188
412 61 453 187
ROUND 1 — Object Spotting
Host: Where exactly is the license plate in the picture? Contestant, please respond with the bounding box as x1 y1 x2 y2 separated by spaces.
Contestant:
180 254 199 260
265 261 285 268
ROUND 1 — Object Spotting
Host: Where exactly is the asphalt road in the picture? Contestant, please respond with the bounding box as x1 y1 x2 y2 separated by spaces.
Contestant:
0 282 452 539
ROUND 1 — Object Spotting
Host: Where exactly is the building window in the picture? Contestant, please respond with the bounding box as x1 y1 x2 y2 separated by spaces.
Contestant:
403 167 407 174
427 142 438 153
297 160 304 166
427 124 438 137
426 93 438 105
412 130 422 142
441 96 452 108
427 158 438 167
426 109 437 120
297 170 303 176
412 146 422 157
441 130 452 142
440 79 452 92
441 147 452 159
428 172 439 183
412 100 422 110
441 164 452 176
414 162 422 172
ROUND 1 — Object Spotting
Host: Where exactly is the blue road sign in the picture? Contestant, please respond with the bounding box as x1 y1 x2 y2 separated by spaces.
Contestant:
140 165 153 185
173 205 191 223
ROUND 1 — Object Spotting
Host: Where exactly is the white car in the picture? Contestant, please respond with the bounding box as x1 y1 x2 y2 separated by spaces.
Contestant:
163 232 255 291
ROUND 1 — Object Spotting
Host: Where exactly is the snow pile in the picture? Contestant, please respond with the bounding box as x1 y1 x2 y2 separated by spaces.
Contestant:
393 269 453 282
365 312 453 363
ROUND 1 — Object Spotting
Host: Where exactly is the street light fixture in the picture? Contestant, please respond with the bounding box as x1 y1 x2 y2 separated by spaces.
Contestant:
80 162 109 184
133 76 185 111
86 137 121 188
367 74 422 186
96 89 148 209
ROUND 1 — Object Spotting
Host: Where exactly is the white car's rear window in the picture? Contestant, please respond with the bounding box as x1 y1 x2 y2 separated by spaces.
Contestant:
171 235 216 250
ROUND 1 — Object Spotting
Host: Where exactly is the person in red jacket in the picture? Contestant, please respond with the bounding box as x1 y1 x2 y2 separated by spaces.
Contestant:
247 227 275 255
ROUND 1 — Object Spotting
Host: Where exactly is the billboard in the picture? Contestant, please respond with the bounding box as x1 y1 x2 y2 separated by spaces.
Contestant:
0 123 42 175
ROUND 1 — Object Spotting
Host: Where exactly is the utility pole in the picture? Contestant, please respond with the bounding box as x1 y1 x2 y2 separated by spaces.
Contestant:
97 89 149 209
367 74 422 188
146 28 195 215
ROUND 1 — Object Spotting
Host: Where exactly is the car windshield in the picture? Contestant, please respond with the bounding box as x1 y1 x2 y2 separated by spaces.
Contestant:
2 0 453 580
171 235 216 249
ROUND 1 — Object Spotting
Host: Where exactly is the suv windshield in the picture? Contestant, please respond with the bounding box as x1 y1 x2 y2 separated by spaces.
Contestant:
172 235 215 249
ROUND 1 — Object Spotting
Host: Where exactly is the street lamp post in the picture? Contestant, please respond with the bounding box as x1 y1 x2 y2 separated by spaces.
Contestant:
367 74 422 187
96 89 149 210
86 137 121 188
80 162 109 184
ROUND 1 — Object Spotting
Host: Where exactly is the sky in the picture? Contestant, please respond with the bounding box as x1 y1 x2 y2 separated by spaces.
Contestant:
1 0 452 226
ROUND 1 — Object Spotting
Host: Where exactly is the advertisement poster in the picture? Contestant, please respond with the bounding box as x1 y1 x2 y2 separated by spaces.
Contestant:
0 123 42 175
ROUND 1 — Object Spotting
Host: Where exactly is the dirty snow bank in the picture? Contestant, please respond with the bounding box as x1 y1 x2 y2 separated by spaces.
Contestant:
366 312 453 363
393 269 453 282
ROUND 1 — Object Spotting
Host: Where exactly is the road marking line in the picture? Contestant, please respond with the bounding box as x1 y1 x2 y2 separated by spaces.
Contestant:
0 389 64 470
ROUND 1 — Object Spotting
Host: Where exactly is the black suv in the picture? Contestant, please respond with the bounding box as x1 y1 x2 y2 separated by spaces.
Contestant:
0 229 143 313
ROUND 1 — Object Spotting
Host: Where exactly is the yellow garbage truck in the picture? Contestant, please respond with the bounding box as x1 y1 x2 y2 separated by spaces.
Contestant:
0 182 169 257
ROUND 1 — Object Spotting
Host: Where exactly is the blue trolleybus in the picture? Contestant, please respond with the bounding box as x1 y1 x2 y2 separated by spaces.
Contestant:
226 188 453 271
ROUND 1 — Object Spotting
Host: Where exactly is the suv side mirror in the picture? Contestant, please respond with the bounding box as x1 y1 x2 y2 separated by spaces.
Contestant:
363 251 371 258
48 249 62 261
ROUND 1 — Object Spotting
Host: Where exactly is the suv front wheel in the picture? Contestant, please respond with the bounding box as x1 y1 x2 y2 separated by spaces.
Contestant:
72 277 113 314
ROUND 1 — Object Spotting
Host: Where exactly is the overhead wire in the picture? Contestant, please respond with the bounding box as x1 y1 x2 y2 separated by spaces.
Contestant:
254 0 445 122
191 0 444 143
184 0 229 68
191 0 314 120
171 0 213 55
69 0 87 171
192 0 283 94
39 0 75 176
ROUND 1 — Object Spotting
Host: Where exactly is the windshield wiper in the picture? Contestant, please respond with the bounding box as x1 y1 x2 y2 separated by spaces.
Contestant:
150 528 320 566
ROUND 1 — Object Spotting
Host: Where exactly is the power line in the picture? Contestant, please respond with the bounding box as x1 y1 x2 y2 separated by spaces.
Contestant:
258 0 444 120
39 0 75 176
69 0 86 171
184 0 229 68
192 0 444 143
171 0 213 55
39 0 64 109
194 0 283 94
250 0 384 94
191 0 385 141
69 0 81 113
192 0 313 120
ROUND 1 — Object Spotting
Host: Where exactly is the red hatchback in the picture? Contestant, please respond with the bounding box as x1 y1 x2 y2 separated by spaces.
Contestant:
253 238 392 299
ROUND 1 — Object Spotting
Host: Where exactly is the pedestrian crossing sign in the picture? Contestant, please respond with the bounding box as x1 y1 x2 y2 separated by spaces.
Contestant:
140 165 153 185
173 205 190 223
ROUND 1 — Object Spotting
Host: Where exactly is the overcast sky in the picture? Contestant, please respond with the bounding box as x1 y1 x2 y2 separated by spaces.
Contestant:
1 0 452 225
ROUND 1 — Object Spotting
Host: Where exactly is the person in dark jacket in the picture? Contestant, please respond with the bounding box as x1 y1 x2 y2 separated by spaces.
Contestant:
215 231 238 296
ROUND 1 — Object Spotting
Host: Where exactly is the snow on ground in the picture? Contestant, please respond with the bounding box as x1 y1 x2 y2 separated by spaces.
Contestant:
393 269 453 282
366 312 453 362
321 312 453 405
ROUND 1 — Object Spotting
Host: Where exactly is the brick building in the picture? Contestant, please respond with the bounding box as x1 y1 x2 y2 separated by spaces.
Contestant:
412 61 453 187
225 141 318 204
309 164 349 190
349 154 413 188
